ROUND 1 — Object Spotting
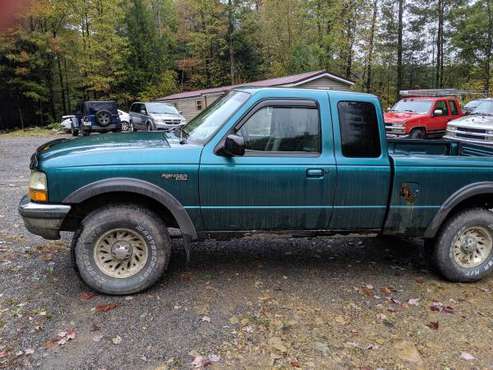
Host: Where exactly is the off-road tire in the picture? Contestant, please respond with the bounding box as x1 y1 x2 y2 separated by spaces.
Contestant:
432 208 493 282
95 110 112 126
73 204 171 295
410 128 426 139
71 129 79 137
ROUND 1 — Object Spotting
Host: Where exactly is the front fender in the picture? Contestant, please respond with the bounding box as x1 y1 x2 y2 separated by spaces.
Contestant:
63 177 197 240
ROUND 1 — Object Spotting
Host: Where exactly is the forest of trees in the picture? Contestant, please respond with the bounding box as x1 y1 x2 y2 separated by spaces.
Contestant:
0 0 492 130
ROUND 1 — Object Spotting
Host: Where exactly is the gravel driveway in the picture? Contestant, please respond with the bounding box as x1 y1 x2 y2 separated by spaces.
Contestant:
0 134 492 369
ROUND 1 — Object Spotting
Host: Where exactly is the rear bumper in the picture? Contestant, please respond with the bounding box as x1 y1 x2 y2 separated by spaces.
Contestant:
83 123 121 132
18 195 71 240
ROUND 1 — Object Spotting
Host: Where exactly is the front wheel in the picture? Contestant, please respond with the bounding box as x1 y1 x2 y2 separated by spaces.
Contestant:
146 122 152 132
410 128 426 139
121 121 129 132
433 208 493 282
73 204 171 295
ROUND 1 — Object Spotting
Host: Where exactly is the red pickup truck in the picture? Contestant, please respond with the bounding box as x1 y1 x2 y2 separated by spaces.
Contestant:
385 96 463 139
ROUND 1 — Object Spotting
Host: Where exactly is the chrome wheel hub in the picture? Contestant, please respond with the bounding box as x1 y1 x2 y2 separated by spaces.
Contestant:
94 228 149 278
453 226 493 268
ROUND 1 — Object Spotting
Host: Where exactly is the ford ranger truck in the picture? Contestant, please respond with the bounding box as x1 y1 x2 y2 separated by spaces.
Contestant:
385 96 463 139
19 88 493 295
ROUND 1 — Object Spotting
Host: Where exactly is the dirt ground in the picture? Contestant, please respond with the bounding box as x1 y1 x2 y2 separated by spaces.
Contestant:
0 134 492 370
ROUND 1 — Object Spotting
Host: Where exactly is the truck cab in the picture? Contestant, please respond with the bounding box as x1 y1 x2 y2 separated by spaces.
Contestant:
385 94 463 139
19 88 493 295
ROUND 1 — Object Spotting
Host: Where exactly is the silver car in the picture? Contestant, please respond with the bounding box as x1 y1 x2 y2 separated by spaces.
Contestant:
128 102 186 131
445 99 493 145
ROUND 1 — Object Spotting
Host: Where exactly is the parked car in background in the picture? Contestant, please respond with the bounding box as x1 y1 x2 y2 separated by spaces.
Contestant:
61 115 77 133
385 93 463 139
129 102 186 131
72 101 122 136
445 98 493 145
463 99 489 115
118 109 130 131
19 87 493 294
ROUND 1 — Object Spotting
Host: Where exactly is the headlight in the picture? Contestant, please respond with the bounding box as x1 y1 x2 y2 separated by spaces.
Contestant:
28 171 48 202
391 122 405 127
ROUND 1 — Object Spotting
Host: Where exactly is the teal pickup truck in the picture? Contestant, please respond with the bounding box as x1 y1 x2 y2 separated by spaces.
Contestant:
19 88 493 294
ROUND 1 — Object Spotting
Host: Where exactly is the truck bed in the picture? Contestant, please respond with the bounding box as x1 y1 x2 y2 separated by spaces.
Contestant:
387 139 493 157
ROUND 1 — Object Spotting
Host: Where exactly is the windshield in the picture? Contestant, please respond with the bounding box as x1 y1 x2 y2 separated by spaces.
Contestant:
390 99 432 114
471 100 493 115
464 100 483 110
182 91 250 144
147 103 179 115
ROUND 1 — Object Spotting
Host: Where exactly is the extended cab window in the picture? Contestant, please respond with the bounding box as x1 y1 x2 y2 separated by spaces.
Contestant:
338 101 381 158
448 100 458 115
238 105 320 153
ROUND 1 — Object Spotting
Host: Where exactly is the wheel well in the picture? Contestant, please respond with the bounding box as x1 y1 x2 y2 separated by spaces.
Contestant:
410 127 426 133
434 193 493 236
61 191 179 231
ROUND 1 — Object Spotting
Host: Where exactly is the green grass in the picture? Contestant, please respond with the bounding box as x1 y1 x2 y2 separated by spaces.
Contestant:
0 126 62 137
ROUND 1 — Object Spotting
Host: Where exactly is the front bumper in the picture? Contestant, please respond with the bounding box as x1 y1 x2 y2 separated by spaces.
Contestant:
18 195 71 240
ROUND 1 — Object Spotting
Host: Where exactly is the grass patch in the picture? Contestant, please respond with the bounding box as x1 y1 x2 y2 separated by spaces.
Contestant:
0 126 62 137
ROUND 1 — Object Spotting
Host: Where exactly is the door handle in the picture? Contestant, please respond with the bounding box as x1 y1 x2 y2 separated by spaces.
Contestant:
306 168 324 178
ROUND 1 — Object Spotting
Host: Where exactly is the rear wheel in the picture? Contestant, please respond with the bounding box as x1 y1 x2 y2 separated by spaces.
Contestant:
73 204 171 295
410 128 426 139
71 129 79 137
121 121 129 132
432 208 493 282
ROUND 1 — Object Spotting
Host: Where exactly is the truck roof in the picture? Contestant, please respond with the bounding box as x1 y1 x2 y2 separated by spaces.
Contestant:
235 86 377 99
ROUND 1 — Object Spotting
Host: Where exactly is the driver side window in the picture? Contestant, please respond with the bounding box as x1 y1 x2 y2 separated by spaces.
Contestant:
237 105 320 153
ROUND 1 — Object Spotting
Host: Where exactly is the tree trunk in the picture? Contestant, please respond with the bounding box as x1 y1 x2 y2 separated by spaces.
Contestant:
365 0 378 92
485 0 492 94
396 0 404 101
57 56 67 115
228 0 235 84
436 0 444 88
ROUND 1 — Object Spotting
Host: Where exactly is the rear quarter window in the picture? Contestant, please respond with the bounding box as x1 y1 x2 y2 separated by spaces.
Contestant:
338 101 381 158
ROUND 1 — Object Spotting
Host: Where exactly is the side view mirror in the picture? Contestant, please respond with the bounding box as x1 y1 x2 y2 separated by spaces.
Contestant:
179 111 183 115
216 134 245 157
433 109 444 116
140 109 146 115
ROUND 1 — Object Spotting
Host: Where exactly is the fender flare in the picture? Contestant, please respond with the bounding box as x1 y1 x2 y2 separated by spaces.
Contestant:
424 181 493 238
63 177 197 240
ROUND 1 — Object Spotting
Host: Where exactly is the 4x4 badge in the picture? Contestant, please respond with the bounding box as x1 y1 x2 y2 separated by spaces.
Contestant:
161 173 188 181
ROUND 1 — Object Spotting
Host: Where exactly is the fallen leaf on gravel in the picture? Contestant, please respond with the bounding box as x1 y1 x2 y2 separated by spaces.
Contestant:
112 335 122 345
430 302 454 314
460 352 475 361
290 358 301 367
407 298 420 306
0 351 7 358
24 348 34 355
426 321 439 330
380 287 395 295
93 335 103 342
95 304 119 313
360 287 374 298
393 340 423 365
335 315 347 325
201 316 211 322
80 292 97 301
191 354 220 368
45 328 76 348
229 316 239 324
269 336 288 353
415 277 425 284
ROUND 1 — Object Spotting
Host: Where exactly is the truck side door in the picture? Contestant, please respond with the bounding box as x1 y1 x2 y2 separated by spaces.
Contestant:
199 92 336 231
330 95 392 231
430 100 450 135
